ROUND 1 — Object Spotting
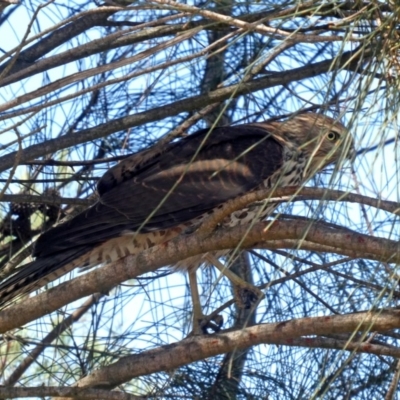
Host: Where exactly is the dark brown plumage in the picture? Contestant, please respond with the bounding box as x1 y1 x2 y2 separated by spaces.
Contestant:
0 113 353 308
34 125 283 256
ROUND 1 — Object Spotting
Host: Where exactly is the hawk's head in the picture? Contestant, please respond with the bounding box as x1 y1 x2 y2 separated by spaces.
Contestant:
269 113 353 178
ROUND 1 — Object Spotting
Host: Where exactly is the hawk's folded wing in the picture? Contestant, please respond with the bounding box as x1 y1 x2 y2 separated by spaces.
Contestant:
34 125 283 257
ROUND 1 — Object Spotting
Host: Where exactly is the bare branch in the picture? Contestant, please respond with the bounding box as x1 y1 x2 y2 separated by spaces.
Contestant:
0 386 143 399
1 218 399 333
69 309 400 390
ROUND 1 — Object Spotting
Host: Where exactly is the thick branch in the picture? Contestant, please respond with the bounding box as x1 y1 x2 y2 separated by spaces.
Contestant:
0 386 142 399
196 186 400 236
0 218 399 333
70 310 400 390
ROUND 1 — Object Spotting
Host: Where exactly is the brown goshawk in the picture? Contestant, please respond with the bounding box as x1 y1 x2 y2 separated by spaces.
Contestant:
0 113 353 317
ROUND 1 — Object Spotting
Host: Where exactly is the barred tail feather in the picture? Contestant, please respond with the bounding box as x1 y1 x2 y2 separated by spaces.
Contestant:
0 229 181 309
0 246 92 309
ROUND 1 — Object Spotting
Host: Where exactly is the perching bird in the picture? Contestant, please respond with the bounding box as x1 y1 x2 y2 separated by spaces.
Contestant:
0 113 353 317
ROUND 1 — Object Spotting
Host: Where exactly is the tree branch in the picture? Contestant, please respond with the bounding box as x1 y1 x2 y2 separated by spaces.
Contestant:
0 9 117 81
0 194 92 206
1 217 399 333
0 386 143 399
68 309 400 390
0 46 372 173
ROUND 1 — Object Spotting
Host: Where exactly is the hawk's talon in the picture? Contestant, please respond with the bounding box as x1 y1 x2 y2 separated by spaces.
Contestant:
192 313 224 335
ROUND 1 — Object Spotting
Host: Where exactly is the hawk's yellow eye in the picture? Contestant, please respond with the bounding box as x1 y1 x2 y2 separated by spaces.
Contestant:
327 131 340 141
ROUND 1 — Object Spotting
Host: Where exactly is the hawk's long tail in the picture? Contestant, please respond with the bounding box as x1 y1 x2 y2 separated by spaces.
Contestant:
0 227 186 309
0 246 92 309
